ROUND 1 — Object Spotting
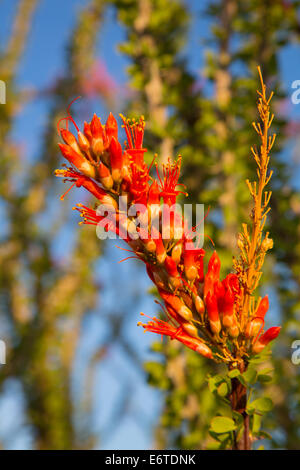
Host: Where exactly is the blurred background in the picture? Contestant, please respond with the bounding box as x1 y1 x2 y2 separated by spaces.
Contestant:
0 0 300 450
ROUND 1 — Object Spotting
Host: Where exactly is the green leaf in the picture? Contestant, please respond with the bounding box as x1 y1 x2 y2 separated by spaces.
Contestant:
208 374 226 393
252 413 262 434
237 375 247 386
247 397 273 414
210 416 237 434
257 374 272 383
228 369 240 379
257 368 273 383
217 382 229 397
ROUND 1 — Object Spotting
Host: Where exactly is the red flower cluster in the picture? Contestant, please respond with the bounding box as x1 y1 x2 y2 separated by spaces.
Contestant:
56 111 280 364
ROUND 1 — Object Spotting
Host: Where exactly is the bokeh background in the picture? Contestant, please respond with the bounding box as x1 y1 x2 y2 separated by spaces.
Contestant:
0 0 300 450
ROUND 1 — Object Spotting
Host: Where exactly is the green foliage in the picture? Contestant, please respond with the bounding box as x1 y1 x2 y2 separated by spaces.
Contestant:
0 0 107 449
114 0 300 450
210 416 236 433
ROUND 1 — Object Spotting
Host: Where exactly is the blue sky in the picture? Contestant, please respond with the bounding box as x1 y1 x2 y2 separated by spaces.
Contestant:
1 0 300 450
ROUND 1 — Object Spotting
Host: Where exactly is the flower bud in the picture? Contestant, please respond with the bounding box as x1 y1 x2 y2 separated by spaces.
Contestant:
164 256 181 289
195 342 213 359
58 143 96 179
106 112 118 141
154 236 166 264
245 318 263 338
207 251 221 279
229 323 239 338
60 129 82 155
206 291 221 334
182 322 199 339
193 294 205 316
178 305 194 321
171 243 182 265
109 136 123 183
252 326 281 354
77 131 90 153
83 121 93 142
90 113 103 139
159 291 193 322
145 239 156 253
98 162 113 190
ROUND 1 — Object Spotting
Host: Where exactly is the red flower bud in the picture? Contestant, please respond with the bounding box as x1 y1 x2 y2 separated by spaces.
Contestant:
154 234 166 264
207 251 221 279
98 162 113 190
105 112 118 141
214 280 225 306
206 291 219 322
90 113 103 139
148 180 161 206
109 136 123 183
204 273 214 300
252 326 281 354
164 256 179 278
183 246 205 282
255 295 269 319
60 128 79 149
159 290 193 322
77 131 90 153
83 121 93 142
58 143 96 179
109 136 123 170
206 291 221 334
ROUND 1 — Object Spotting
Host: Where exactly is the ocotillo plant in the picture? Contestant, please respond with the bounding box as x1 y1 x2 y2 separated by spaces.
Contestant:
55 68 280 450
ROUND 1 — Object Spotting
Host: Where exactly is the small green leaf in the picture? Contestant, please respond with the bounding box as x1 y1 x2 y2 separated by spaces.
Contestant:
208 374 225 394
257 374 272 383
247 397 273 413
228 369 240 378
252 413 262 434
210 416 237 434
237 375 247 386
217 382 228 397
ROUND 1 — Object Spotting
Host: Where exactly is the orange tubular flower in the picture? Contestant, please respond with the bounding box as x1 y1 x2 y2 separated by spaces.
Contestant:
58 143 96 179
55 100 280 365
207 251 221 279
138 316 213 359
109 136 123 183
105 112 118 141
246 295 269 338
183 245 205 282
206 291 221 335
158 289 193 322
252 326 281 354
